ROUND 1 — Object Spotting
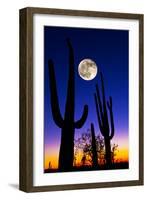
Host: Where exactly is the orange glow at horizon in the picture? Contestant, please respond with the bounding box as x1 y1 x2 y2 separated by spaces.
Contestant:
44 145 59 169
44 132 129 170
44 146 129 170
45 153 59 169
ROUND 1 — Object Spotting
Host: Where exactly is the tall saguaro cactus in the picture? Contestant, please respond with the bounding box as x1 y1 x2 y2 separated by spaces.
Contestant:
48 39 88 171
91 123 98 168
94 72 114 166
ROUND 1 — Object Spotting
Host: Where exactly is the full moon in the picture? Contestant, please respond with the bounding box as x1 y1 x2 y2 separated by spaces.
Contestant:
78 59 98 81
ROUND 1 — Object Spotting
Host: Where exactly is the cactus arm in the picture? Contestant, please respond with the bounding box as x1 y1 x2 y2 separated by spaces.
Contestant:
64 38 75 120
107 96 114 139
66 38 74 65
100 72 106 109
48 59 64 128
94 93 104 135
74 105 88 129
100 72 109 133
96 84 103 119
100 72 108 117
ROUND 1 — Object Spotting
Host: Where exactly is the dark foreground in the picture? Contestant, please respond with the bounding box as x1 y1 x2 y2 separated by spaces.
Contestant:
44 162 129 173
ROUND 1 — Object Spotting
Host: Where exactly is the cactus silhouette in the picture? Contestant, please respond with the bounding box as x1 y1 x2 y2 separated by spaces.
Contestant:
91 123 98 168
94 72 114 166
48 39 88 171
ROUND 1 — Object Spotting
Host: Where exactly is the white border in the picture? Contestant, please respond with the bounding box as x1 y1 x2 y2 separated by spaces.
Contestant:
33 14 139 186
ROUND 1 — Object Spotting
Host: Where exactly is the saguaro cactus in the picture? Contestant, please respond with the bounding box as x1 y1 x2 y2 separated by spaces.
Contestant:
94 72 114 166
91 123 98 168
48 39 88 171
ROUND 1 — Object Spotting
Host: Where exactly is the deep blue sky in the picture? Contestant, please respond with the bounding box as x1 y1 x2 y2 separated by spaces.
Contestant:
44 26 128 151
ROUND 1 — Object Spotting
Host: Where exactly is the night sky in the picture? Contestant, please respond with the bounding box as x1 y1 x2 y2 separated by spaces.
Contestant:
44 26 129 169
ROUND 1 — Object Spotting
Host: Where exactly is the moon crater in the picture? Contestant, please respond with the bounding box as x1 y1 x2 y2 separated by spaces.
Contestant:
78 59 98 81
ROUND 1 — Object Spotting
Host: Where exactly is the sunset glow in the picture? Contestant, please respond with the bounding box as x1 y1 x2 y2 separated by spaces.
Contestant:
44 133 129 170
44 27 129 172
